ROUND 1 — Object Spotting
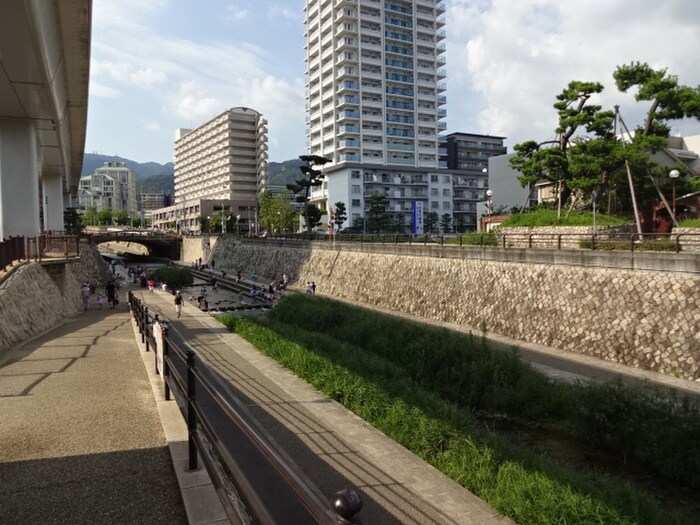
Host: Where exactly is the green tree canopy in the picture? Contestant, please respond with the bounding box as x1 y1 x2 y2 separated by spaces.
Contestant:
287 155 331 233
333 201 347 232
366 193 389 232
259 190 297 233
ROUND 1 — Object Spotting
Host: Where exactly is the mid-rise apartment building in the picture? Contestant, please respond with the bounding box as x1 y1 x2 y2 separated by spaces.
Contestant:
153 107 268 233
78 162 136 215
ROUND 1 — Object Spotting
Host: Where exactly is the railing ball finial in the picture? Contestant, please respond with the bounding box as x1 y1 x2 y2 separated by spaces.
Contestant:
330 488 362 522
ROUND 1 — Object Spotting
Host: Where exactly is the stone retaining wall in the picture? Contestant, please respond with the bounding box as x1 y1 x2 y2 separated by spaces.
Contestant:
211 239 700 382
0 242 109 356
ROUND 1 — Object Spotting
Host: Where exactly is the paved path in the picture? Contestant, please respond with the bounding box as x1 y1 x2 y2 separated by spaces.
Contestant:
0 299 187 525
137 289 514 525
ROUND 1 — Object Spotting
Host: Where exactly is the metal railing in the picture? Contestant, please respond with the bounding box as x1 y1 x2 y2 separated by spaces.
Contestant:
129 292 362 524
1 234 79 272
256 231 700 253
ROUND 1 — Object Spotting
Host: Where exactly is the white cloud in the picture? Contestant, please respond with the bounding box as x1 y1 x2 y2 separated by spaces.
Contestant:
268 5 298 21
446 0 700 148
89 81 121 99
225 4 249 20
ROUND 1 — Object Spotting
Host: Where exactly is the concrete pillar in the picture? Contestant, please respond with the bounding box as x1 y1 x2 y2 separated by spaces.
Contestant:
42 172 64 233
0 120 41 239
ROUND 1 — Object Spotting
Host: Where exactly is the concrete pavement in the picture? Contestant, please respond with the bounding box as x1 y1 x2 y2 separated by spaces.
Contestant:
0 298 188 524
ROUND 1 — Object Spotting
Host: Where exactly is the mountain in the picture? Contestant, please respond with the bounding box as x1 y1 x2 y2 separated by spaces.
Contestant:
268 158 305 186
82 153 303 196
82 153 174 180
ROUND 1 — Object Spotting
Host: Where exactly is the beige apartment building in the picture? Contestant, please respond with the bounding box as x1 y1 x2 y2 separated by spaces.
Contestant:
152 107 268 233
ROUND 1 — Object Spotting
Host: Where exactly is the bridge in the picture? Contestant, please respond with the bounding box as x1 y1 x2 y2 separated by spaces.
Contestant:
85 230 181 260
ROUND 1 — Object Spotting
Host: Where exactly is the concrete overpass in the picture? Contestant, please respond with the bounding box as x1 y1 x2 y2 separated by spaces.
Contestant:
0 1 91 239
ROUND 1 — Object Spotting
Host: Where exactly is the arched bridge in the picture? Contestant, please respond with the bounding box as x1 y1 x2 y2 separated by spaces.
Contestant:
85 230 181 260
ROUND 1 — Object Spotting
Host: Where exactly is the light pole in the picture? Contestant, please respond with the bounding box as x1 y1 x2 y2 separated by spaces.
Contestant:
235 214 240 236
485 189 493 231
669 169 680 225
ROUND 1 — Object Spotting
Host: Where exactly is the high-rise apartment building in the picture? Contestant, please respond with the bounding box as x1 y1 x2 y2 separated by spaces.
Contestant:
79 162 136 215
305 0 446 168
152 107 268 233
303 0 494 233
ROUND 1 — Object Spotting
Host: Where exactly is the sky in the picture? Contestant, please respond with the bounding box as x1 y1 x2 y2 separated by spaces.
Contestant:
85 0 700 165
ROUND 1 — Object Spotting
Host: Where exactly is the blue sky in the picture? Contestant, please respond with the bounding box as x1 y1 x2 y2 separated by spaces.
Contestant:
85 0 700 164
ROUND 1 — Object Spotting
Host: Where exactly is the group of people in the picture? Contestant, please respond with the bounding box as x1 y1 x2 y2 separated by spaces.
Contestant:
80 278 118 311
305 281 317 295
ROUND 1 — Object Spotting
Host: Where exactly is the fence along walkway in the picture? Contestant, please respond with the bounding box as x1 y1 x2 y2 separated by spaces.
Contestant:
130 289 512 525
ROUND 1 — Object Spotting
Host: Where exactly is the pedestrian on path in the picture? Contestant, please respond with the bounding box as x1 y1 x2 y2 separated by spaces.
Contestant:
106 280 116 309
174 291 183 318
81 283 91 311
147 278 155 293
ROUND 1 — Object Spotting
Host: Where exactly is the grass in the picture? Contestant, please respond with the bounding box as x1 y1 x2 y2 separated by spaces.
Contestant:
215 295 699 524
679 218 700 228
500 209 631 227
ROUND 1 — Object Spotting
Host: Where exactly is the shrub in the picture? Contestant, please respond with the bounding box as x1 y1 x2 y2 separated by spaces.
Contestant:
147 267 193 289
501 209 630 227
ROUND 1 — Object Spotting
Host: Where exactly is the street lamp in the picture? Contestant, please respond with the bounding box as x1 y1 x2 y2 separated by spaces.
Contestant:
235 214 240 236
221 213 230 235
485 189 493 231
669 169 680 224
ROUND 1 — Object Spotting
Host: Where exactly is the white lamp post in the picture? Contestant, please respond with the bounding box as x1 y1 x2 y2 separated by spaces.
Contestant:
669 169 680 223
485 189 493 231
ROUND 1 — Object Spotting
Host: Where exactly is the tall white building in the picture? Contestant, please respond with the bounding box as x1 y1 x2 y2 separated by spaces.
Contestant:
155 107 268 233
304 0 464 233
305 0 446 168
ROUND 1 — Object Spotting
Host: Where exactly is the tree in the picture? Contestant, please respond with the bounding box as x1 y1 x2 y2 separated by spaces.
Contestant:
81 206 98 226
425 211 439 233
510 81 615 213
304 203 324 231
351 216 365 232
210 211 233 234
454 214 467 233
366 193 390 232
510 63 700 219
287 155 331 233
97 209 112 225
198 215 211 233
333 201 347 232
112 210 129 225
259 190 296 233
393 213 406 233
440 213 453 234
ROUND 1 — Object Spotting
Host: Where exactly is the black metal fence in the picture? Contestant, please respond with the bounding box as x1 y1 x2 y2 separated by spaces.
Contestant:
129 292 362 524
1 234 79 272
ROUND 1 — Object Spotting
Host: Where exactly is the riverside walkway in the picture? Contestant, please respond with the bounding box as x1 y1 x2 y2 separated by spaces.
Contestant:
0 283 512 524
0 294 188 524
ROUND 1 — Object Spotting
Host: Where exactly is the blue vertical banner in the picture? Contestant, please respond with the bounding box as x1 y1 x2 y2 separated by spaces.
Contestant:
412 201 424 235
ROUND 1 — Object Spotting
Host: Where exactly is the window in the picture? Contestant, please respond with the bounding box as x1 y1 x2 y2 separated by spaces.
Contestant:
442 189 451 197
352 199 361 207
443 175 451 184
430 188 438 196
431 201 439 209
443 202 451 210
352 184 361 194
430 174 439 183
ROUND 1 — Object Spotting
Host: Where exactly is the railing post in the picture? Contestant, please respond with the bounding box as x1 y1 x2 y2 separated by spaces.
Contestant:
164 335 171 401
675 234 681 254
142 307 148 344
557 234 562 250
186 350 198 470
330 488 363 524
528 234 534 249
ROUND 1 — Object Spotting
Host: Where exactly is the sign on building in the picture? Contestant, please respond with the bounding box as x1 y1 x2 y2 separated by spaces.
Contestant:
412 201 424 235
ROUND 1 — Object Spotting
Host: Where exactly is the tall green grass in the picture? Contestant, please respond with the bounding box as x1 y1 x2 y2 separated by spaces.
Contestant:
501 209 630 227
215 295 700 524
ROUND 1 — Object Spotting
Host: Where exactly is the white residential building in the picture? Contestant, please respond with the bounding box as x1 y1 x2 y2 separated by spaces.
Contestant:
79 162 136 215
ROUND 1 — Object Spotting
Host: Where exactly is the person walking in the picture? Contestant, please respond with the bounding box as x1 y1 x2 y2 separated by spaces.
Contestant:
174 291 183 318
106 280 117 310
81 283 91 311
147 278 155 293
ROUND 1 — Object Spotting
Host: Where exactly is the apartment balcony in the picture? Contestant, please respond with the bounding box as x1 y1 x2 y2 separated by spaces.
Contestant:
360 55 382 67
437 81 447 92
387 156 415 166
387 142 415 152
359 26 381 38
436 17 446 29
337 124 360 136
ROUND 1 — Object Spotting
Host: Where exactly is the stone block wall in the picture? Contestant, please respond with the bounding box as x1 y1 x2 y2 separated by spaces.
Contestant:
0 242 108 357
212 239 700 382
